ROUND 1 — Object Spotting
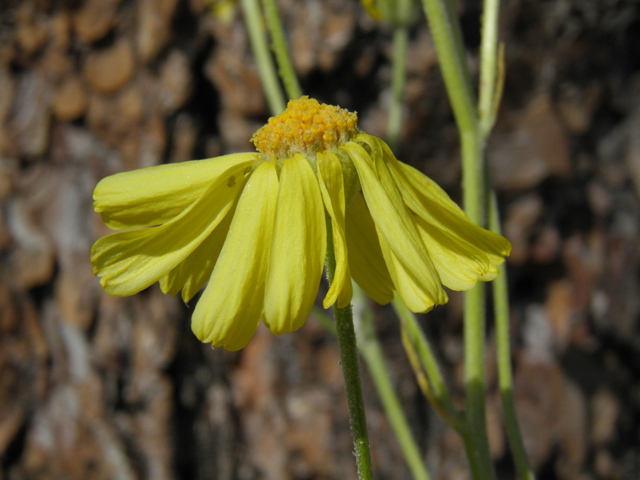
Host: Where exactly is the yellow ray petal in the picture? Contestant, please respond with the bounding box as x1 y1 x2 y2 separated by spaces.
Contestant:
345 193 394 305
263 155 326 334
94 153 257 230
159 202 236 303
317 151 352 308
91 160 253 297
389 159 511 290
410 211 499 290
192 160 279 351
344 141 447 312
377 233 449 312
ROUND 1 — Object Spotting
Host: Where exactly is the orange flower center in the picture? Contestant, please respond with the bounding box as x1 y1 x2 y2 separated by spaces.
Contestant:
251 96 358 159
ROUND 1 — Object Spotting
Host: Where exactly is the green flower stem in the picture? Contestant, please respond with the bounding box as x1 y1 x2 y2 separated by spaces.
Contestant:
325 222 373 480
353 286 432 480
478 0 500 138
260 0 302 100
418 0 495 478
479 0 533 476
418 0 477 139
391 294 462 430
387 25 409 152
313 292 434 480
489 193 536 480
312 295 432 480
240 0 286 114
462 284 496 479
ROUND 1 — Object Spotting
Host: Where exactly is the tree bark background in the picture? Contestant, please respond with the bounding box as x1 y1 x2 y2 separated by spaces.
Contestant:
0 0 639 478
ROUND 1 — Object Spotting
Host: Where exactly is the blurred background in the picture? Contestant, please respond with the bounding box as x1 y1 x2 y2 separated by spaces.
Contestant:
1 0 639 478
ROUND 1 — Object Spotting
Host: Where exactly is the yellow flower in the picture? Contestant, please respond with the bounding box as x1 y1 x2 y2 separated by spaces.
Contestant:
91 96 511 351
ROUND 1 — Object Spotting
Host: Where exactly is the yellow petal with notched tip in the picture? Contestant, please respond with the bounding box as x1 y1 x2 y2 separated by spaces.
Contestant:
91 159 253 297
344 141 447 312
317 151 352 308
388 159 511 290
159 201 237 303
345 193 394 305
94 153 257 230
263 155 326 334
192 161 278 351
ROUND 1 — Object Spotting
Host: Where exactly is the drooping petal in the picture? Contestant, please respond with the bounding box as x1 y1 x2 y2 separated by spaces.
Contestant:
94 153 257 230
91 159 253 297
344 141 447 312
388 158 511 290
192 160 278 351
377 233 449 311
159 203 235 303
263 155 326 334
317 151 352 308
344 193 394 305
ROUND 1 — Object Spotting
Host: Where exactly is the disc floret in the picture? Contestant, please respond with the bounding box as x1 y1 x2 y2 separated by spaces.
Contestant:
251 96 359 160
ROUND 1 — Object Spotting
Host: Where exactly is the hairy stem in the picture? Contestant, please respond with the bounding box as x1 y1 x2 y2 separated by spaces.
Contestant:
325 221 373 480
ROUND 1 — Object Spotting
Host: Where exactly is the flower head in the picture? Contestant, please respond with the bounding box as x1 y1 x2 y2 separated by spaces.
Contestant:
91 96 511 351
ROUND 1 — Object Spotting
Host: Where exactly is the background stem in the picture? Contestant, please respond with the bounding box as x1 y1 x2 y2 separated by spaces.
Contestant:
392 294 462 428
260 0 302 100
478 0 500 138
419 0 496 478
419 0 477 136
463 284 495 479
387 26 408 152
240 0 286 114
489 193 536 480
478 0 534 476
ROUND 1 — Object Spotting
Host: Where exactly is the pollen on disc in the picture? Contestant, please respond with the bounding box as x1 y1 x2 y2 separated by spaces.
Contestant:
251 96 358 159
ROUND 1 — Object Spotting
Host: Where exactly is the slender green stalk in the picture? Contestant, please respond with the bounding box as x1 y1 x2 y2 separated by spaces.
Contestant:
479 0 533 476
312 306 337 335
392 294 462 429
400 326 451 424
384 0 415 150
325 222 373 480
312 297 433 480
419 0 495 478
478 0 500 139
463 284 495 479
353 286 432 480
387 26 409 152
240 0 286 114
260 0 302 100
489 194 535 480
418 0 477 137
361 347 429 480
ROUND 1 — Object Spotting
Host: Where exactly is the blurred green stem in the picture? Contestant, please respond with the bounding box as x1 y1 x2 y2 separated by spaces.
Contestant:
325 222 373 480
478 0 500 138
240 0 286 114
392 294 462 430
479 0 534 477
387 26 408 151
462 284 495 479
489 192 535 480
418 0 495 478
260 0 302 100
